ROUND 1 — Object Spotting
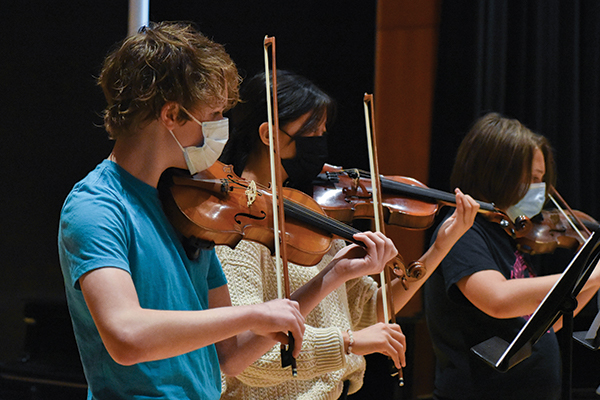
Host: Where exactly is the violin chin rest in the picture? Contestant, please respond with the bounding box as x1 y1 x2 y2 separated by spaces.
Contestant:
182 235 215 260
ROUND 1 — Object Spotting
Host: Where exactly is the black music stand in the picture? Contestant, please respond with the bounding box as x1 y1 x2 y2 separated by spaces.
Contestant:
471 232 600 400
573 308 600 350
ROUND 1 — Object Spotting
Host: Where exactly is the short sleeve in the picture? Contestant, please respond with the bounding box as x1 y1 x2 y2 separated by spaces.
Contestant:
441 229 497 288
205 249 227 290
59 187 131 290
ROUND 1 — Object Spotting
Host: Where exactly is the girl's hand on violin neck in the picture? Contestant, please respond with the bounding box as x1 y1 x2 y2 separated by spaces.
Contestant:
350 322 406 369
330 231 398 281
247 299 305 358
434 188 479 251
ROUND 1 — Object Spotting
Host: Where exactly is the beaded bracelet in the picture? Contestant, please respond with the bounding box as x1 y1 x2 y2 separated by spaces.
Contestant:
346 329 354 355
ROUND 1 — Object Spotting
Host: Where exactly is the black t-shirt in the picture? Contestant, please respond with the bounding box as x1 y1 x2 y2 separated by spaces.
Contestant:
424 213 561 400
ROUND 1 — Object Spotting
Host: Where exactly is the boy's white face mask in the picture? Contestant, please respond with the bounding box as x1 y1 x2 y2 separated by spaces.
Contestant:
506 182 546 221
167 106 229 175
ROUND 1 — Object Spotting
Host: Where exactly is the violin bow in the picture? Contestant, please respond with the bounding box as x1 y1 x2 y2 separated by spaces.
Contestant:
548 185 591 241
363 93 404 386
263 35 297 376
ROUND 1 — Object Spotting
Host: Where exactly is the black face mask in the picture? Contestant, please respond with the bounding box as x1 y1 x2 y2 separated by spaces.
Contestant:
281 135 328 191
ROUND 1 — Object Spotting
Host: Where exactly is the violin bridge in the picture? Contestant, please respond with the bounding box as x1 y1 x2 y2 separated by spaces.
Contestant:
349 169 360 191
245 180 258 207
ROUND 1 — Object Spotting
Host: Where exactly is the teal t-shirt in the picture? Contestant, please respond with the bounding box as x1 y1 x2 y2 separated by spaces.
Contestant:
58 160 227 400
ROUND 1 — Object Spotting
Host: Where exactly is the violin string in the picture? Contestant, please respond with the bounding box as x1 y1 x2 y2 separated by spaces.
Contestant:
346 169 453 202
331 170 496 213
283 200 359 237
283 199 359 241
228 176 360 239
549 186 593 237
548 194 587 241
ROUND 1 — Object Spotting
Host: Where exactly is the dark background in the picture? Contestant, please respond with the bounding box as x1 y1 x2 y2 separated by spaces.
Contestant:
0 0 380 397
429 1 600 216
3 0 600 398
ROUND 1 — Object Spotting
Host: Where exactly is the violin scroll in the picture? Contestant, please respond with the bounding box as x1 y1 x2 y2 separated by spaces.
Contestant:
406 261 426 280
480 209 533 239
391 260 426 291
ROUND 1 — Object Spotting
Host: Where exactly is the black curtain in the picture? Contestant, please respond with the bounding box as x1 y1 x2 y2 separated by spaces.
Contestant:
0 1 378 395
429 0 600 219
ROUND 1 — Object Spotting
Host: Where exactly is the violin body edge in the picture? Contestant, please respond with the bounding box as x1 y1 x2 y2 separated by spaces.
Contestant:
516 209 598 255
160 163 334 267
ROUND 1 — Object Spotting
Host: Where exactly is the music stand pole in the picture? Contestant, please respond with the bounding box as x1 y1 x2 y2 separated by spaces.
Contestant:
560 301 576 400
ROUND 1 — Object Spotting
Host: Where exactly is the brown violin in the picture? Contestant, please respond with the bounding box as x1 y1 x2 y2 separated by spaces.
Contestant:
515 182 600 257
158 161 416 278
516 209 599 255
312 164 531 236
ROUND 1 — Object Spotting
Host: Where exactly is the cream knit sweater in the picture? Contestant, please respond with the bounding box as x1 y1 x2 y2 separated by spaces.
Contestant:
216 239 379 400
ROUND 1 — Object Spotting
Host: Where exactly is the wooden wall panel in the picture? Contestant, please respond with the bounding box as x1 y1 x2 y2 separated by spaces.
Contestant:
375 0 440 312
374 0 441 396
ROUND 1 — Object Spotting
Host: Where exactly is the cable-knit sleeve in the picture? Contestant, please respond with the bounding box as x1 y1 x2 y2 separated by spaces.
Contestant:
232 325 346 386
215 239 359 387
344 272 379 331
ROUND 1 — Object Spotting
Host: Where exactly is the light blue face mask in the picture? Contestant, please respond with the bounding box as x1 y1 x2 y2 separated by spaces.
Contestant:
506 182 546 221
167 106 229 175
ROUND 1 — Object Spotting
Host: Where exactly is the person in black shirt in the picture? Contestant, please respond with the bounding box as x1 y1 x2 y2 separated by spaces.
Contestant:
424 112 600 400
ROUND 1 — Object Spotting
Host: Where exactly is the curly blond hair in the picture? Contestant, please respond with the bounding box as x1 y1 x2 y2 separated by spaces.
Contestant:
98 21 241 139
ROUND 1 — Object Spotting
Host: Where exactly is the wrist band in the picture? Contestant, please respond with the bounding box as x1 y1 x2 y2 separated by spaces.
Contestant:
346 329 354 355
